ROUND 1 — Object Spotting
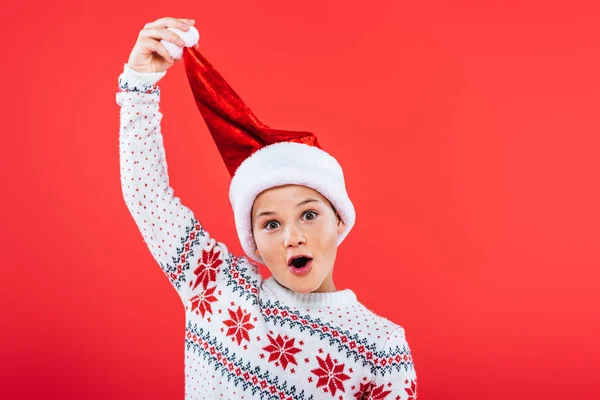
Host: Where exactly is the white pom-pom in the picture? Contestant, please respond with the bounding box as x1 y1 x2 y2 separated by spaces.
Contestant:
160 26 200 60
162 40 183 59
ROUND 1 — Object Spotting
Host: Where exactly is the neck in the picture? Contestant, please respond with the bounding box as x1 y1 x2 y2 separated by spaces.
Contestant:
312 273 336 293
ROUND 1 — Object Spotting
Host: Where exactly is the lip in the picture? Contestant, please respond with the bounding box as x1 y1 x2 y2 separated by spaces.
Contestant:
288 259 313 276
287 254 314 277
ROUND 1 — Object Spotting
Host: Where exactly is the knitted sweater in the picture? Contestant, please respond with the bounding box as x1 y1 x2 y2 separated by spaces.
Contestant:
116 63 417 400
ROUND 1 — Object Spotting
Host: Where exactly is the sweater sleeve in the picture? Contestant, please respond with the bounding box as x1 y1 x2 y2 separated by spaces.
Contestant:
116 63 234 304
367 327 418 400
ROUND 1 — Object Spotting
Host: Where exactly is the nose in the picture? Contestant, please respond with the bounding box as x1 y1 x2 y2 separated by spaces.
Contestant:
283 223 306 248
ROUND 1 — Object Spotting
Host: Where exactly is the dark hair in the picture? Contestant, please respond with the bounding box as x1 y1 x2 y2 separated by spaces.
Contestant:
327 200 342 223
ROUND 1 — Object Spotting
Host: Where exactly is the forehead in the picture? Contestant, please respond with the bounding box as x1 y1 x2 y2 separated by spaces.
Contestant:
253 185 326 212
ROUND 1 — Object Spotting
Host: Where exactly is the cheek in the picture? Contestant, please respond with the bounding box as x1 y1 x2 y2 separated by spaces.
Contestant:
309 220 338 249
315 216 338 235
255 232 278 259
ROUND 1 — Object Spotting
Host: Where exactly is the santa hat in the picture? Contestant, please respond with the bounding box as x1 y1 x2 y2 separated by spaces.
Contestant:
179 44 356 265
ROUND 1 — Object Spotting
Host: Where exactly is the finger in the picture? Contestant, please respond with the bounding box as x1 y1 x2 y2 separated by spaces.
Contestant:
141 27 185 46
144 17 194 30
143 37 175 63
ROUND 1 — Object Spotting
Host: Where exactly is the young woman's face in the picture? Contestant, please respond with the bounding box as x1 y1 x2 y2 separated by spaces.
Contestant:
251 184 346 293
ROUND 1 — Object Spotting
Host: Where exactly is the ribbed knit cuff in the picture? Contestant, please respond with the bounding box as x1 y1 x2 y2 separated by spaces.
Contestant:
117 63 167 95
262 276 358 309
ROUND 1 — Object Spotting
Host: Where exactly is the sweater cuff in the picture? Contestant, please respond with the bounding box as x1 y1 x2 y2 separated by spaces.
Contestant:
118 63 167 95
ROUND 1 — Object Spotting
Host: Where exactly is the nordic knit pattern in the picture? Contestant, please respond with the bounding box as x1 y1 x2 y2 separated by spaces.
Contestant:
116 63 417 400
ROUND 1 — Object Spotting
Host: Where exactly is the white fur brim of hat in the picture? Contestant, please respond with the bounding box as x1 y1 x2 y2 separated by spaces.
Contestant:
229 141 356 265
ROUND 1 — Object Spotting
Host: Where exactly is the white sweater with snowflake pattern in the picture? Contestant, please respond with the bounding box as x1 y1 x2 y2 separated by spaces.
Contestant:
116 63 417 400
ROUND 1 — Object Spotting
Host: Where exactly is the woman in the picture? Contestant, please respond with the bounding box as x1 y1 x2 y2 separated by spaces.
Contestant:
118 16 417 399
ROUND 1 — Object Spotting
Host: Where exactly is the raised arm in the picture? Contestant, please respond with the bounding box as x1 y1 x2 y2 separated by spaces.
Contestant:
116 17 234 305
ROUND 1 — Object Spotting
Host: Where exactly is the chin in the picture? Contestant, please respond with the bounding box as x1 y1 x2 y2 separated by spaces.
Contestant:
285 274 324 293
290 283 318 293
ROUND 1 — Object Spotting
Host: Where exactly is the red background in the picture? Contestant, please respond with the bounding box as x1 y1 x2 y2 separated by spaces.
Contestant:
2 1 599 399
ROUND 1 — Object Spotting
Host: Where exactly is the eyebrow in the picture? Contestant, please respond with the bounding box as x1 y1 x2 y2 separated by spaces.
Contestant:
255 199 320 219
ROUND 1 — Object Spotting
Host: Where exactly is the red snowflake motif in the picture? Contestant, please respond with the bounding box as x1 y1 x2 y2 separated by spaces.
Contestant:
354 381 392 399
310 354 351 396
189 285 218 318
405 378 417 399
190 244 222 290
353 381 373 399
262 334 302 370
223 306 255 345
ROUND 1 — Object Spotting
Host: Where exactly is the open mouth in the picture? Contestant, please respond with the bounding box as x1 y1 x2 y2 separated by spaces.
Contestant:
289 256 313 269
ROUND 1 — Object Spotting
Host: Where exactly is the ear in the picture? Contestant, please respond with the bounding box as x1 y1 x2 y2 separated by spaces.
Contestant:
254 247 261 258
336 216 346 235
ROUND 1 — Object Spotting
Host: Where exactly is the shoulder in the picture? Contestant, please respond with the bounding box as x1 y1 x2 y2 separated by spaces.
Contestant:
217 241 263 287
352 302 409 348
381 325 411 354
351 302 415 366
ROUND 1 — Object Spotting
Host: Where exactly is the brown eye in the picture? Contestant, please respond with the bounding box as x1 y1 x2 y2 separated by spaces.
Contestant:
264 221 279 230
303 211 318 220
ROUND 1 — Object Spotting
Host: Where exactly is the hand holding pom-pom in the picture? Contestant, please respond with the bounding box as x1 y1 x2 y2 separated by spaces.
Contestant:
126 17 199 73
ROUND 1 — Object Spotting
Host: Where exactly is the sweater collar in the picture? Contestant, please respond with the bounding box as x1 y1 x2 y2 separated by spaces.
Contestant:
263 276 358 309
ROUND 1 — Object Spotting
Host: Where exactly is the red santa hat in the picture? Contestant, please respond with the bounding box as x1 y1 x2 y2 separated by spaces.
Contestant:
180 45 356 265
